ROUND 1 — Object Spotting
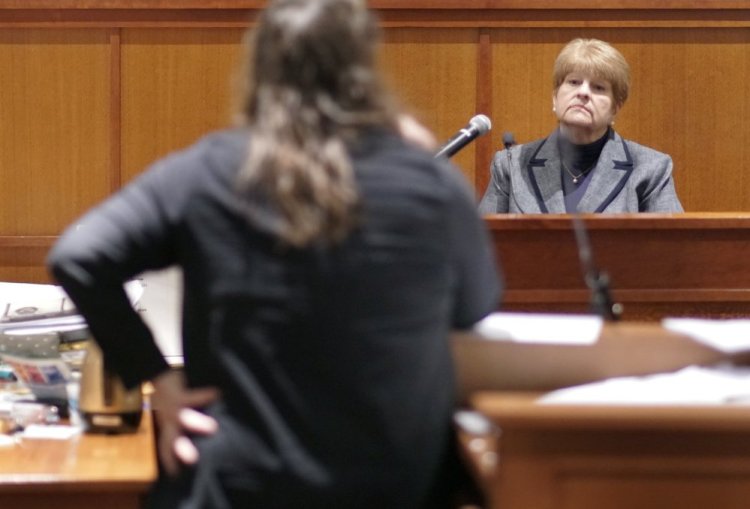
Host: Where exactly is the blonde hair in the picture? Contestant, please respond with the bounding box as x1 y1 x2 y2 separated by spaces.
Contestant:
552 38 630 108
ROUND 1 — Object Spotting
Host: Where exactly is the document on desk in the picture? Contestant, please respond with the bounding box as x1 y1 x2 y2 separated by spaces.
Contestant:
472 312 603 345
662 317 750 354
0 280 143 332
539 364 750 405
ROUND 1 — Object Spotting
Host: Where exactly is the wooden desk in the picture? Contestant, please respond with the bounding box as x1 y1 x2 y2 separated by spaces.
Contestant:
486 213 750 320
471 392 750 509
0 411 157 509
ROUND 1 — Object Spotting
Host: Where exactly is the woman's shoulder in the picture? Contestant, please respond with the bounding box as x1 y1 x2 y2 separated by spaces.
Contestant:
189 127 250 165
146 128 249 179
491 135 547 170
617 133 671 163
125 128 249 211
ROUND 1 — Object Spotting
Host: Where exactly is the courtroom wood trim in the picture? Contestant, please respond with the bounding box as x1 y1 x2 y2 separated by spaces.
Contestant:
3 8 750 29
2 1 750 9
484 212 750 230
0 236 55 248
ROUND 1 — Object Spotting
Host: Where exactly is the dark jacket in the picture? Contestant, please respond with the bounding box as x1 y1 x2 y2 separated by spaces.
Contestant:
48 128 501 509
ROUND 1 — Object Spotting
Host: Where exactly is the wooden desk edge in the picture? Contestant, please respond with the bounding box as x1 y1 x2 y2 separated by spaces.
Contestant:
471 391 750 432
0 409 157 493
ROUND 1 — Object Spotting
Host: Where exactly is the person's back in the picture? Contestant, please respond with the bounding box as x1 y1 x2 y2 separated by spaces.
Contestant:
47 0 501 507
155 126 498 507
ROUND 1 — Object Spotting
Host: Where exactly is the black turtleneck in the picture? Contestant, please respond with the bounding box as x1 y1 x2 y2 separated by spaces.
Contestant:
559 128 611 211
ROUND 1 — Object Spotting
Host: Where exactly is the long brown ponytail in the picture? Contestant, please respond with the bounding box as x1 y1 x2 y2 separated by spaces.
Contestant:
237 0 399 247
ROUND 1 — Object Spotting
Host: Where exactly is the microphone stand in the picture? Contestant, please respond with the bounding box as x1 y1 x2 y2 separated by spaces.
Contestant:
571 215 623 321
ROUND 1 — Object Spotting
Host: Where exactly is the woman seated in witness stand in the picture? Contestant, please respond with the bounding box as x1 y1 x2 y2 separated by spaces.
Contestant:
47 0 501 508
478 38 684 214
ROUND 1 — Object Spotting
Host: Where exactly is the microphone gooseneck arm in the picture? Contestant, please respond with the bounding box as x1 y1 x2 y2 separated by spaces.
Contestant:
572 215 623 321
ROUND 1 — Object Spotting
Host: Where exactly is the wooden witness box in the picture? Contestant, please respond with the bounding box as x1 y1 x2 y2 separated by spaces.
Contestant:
0 410 156 509
485 213 750 321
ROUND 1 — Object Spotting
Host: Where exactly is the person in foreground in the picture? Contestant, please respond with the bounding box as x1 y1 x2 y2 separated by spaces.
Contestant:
478 38 684 214
47 0 501 507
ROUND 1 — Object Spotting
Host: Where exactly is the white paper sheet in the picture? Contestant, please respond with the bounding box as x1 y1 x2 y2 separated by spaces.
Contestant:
135 267 183 362
662 317 750 354
539 364 750 405
472 312 603 345
22 424 82 440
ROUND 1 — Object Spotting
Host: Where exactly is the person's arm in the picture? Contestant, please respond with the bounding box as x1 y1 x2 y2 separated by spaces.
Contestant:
150 369 219 476
639 155 684 213
48 147 222 474
47 153 190 389
478 150 511 214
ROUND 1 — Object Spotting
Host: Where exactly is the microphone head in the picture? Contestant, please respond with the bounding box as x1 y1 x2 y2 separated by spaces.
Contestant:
502 131 515 148
469 114 492 135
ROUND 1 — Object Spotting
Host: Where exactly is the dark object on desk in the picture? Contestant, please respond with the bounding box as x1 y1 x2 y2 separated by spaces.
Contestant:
79 340 142 434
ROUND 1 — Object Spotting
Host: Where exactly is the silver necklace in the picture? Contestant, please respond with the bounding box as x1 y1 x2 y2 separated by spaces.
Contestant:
561 161 594 184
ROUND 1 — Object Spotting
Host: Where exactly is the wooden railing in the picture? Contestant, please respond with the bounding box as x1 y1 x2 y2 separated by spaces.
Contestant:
487 213 750 320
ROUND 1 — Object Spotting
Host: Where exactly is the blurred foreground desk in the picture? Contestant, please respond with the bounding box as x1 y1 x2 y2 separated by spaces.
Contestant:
454 320 750 508
0 412 156 509
471 393 750 509
486 213 750 320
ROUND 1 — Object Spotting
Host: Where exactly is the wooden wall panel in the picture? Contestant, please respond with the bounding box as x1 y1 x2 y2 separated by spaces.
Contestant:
380 28 479 184
490 28 750 212
1 5 750 285
0 245 52 282
0 29 111 235
121 28 245 182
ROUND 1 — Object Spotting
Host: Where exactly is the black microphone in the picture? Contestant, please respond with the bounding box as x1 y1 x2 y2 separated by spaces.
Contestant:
502 131 515 150
435 114 492 159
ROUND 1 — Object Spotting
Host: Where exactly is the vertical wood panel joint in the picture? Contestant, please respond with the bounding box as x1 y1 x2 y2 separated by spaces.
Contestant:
109 28 122 193
475 29 493 197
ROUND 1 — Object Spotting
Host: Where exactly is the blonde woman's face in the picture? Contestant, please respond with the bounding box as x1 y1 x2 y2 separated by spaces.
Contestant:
553 72 618 142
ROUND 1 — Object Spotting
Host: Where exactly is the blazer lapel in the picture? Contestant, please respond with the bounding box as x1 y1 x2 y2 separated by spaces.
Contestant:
576 130 634 213
525 131 566 213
